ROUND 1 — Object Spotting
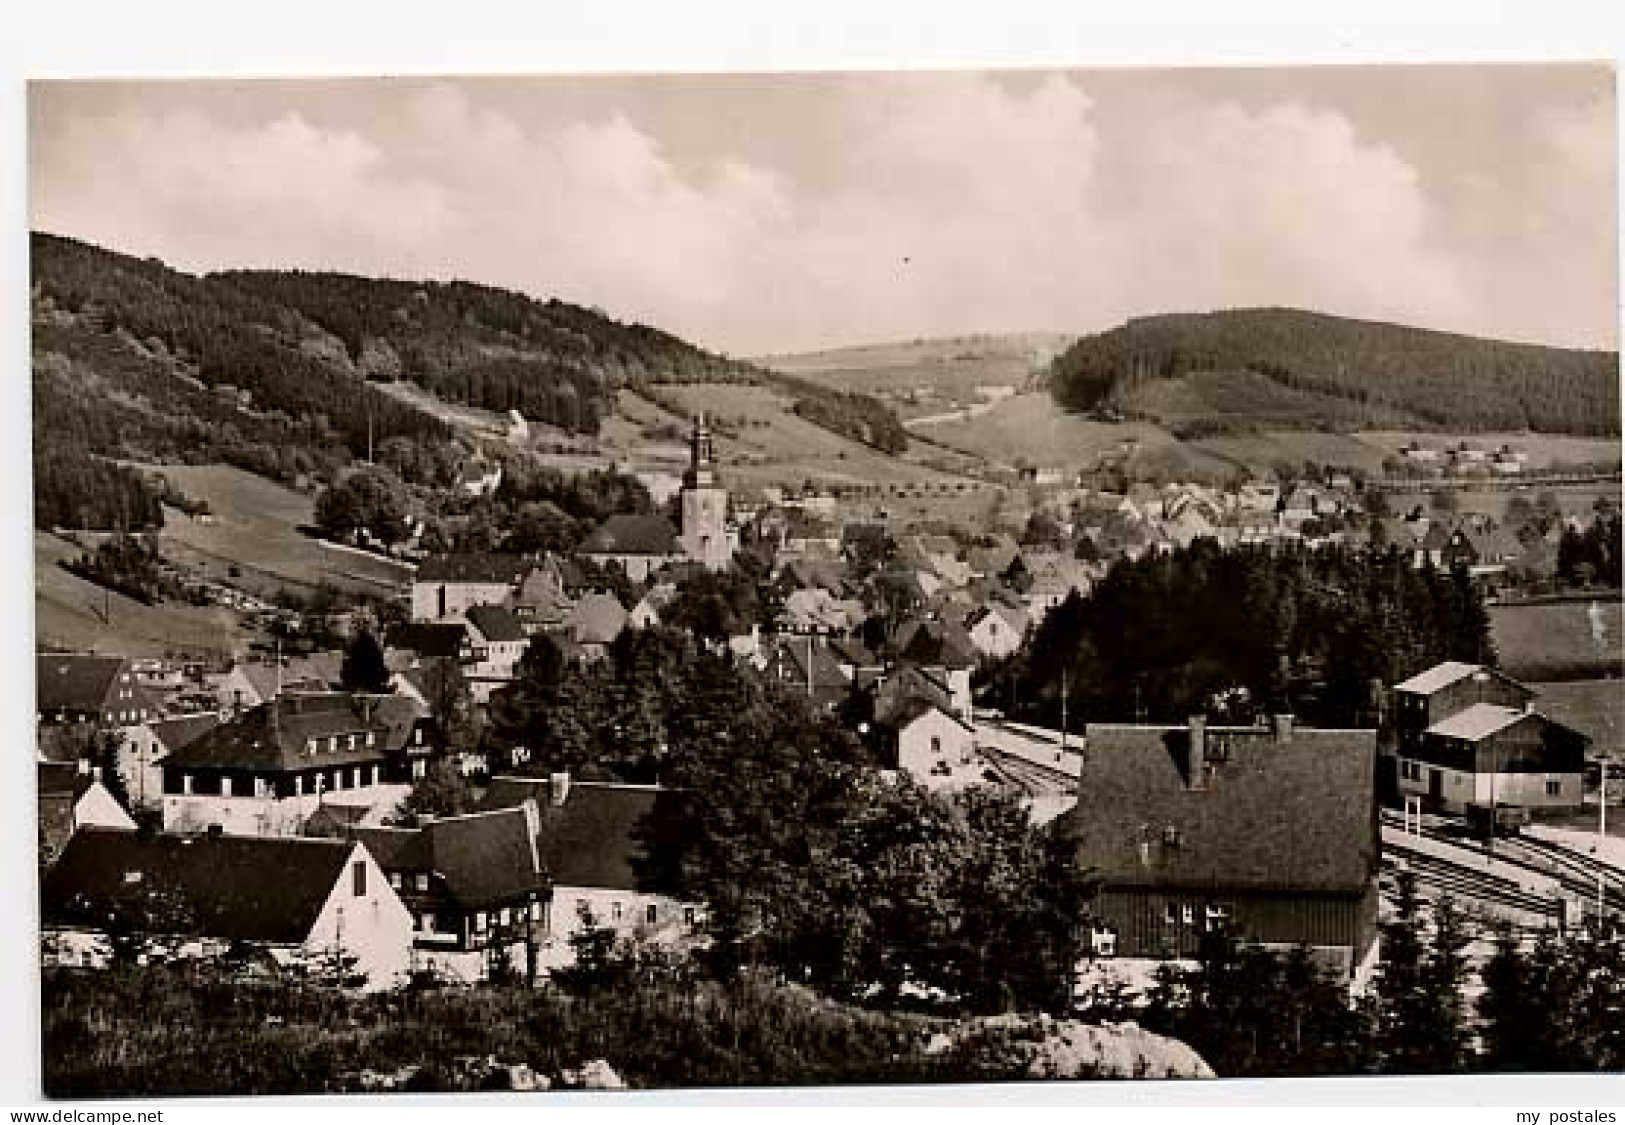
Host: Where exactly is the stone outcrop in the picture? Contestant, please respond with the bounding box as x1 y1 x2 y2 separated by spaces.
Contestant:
927 1013 1214 1080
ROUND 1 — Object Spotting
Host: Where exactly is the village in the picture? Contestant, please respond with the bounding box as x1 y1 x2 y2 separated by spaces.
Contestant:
36 413 1625 1008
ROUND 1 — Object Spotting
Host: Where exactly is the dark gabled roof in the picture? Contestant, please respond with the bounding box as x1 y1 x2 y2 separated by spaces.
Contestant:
478 778 681 893
466 605 526 644
430 808 545 909
416 553 530 585
893 618 977 670
580 514 680 556
873 664 957 725
36 654 143 715
164 693 425 772
148 713 225 755
763 634 851 693
1057 723 1378 894
385 622 472 660
41 828 356 945
879 695 975 734
349 808 546 910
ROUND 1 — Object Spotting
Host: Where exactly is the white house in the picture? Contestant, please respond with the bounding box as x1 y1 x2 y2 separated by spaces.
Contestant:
962 603 1029 662
887 701 986 792
40 828 415 990
477 775 705 971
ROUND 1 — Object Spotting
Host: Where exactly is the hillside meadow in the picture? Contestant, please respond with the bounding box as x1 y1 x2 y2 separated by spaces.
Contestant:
1490 598 1624 681
34 531 256 661
145 464 413 600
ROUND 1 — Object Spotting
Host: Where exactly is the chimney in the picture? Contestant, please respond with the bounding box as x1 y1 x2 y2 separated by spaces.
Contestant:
1272 713 1294 742
76 758 91 777
1186 716 1206 790
549 771 570 807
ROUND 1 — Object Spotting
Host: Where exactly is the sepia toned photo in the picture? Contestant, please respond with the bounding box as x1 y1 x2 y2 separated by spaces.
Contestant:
24 63 1623 1098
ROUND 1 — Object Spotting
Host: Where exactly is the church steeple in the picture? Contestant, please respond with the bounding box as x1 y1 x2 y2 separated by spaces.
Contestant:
679 410 731 571
684 412 716 489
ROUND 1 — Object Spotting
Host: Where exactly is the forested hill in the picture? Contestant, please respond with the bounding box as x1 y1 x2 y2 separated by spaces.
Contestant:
33 233 906 456
1049 307 1620 436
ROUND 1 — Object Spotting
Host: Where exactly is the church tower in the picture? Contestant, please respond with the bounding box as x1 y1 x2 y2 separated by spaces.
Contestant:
680 413 733 570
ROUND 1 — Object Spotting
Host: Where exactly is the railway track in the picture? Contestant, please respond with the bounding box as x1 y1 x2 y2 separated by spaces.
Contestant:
1380 808 1625 918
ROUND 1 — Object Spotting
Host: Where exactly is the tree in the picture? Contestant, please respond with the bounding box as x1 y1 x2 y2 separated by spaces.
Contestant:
390 757 476 826
507 500 580 555
314 466 411 545
340 629 391 695
1367 873 1472 1074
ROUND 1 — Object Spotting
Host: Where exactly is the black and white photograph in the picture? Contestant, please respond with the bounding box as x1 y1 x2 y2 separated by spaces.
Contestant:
12 11 1625 1107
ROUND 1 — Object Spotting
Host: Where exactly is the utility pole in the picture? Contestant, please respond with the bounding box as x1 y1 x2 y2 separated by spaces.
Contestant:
1059 673 1069 754
1600 759 1610 921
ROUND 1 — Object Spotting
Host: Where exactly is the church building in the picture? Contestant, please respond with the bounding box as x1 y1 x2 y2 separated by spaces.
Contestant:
678 414 736 571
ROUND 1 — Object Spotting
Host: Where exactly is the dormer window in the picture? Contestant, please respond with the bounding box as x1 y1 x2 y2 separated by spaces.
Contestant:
1162 826 1183 849
366 731 376 748
305 738 317 756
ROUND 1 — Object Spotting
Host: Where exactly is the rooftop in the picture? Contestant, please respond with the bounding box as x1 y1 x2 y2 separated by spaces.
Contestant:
1057 722 1378 894
41 828 358 945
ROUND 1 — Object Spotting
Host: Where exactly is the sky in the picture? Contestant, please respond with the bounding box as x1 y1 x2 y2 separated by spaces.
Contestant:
27 65 1620 356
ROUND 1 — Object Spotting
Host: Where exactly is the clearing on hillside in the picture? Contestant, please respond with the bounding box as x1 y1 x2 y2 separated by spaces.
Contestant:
145 464 413 600
1491 598 1625 681
35 531 256 661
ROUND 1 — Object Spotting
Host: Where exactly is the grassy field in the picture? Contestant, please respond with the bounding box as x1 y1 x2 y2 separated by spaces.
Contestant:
1491 599 1625 681
1530 679 1624 757
912 392 1188 471
34 532 256 661
756 333 1072 412
655 383 975 491
144 464 413 600
1191 431 1397 475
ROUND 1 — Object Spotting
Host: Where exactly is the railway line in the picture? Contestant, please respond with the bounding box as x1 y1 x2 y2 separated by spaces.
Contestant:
1378 807 1625 926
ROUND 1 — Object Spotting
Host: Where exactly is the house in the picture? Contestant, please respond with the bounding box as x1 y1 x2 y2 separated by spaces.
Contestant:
341 806 549 984
962 602 1029 661
478 774 703 970
38 761 137 868
579 514 684 583
891 618 976 717
506 409 529 442
159 693 435 837
628 583 678 630
210 662 276 713
781 586 865 634
464 605 530 703
41 828 414 989
880 699 985 791
1390 662 1588 815
457 458 503 498
114 712 223 812
507 556 575 634
1391 661 1537 759
564 592 629 658
411 553 531 623
759 634 853 711
1059 716 1380 982
384 621 477 667
36 654 160 728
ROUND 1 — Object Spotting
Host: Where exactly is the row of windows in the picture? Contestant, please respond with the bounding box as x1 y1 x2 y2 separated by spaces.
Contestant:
1165 902 1229 930
176 764 384 797
1401 759 1565 796
304 731 377 755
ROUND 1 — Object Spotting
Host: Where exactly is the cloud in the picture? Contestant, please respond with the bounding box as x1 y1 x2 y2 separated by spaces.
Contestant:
28 74 1614 354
